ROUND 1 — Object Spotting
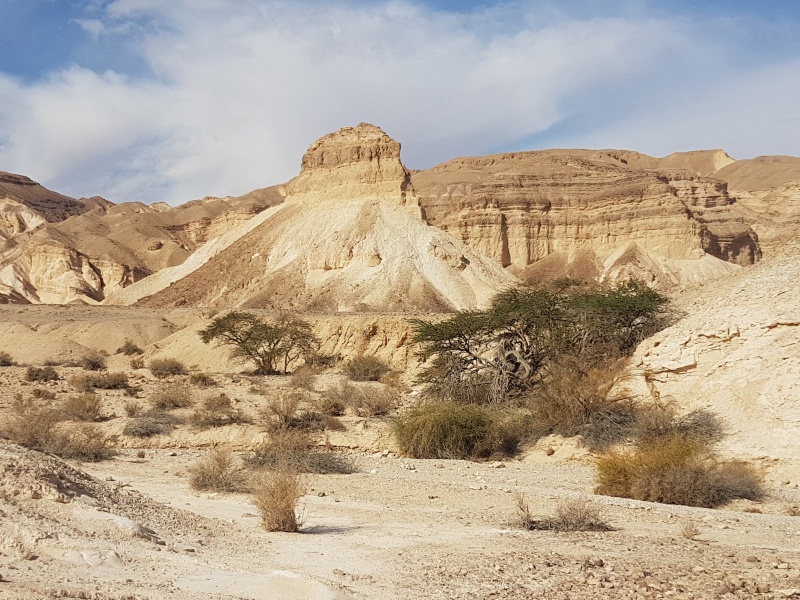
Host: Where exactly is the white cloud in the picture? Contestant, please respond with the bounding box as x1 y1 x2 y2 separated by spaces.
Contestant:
0 0 798 204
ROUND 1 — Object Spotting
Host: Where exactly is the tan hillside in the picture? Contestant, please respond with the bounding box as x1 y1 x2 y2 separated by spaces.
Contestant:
413 149 760 286
0 170 110 222
136 124 518 311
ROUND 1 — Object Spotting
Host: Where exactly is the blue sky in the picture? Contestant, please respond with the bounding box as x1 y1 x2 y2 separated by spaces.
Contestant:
1 0 799 204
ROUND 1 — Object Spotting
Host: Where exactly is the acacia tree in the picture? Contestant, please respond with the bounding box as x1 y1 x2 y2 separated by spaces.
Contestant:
199 312 320 374
412 281 670 403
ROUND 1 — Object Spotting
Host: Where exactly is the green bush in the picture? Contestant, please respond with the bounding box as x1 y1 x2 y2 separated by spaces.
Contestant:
393 402 519 459
345 355 391 382
148 358 188 378
26 366 59 382
595 434 763 508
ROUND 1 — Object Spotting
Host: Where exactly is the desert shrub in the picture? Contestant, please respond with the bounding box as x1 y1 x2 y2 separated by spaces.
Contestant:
189 448 248 492
72 372 129 391
148 358 188 378
61 393 102 422
251 469 305 532
1 395 63 450
595 434 763 508
526 358 637 450
314 391 346 416
290 366 317 391
393 402 519 460
129 357 145 369
150 383 193 410
247 428 355 474
325 382 398 417
323 415 346 431
32 388 56 400
54 424 116 461
26 366 59 382
123 399 144 417
633 403 725 446
345 355 390 382
117 339 143 356
260 390 323 431
515 493 611 532
123 411 177 438
189 372 216 387
79 351 107 371
0 351 15 366
190 393 249 427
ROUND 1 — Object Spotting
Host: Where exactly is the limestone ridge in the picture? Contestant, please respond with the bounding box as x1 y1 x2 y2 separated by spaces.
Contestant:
285 123 420 211
136 124 517 311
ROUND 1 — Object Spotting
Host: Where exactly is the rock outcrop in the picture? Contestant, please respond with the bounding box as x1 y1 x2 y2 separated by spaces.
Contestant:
136 124 517 311
412 150 760 286
630 253 800 476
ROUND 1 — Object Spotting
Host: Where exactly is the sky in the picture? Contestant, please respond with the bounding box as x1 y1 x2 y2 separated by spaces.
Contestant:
1 0 799 204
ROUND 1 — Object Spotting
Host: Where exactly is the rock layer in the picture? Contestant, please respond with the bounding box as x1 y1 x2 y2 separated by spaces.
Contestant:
137 124 517 311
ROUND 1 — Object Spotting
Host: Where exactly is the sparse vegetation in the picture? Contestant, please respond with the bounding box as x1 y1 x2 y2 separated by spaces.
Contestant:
148 358 188 378
199 312 320 374
150 383 193 410
71 371 129 391
681 520 701 540
0 351 15 366
79 351 107 371
189 448 248 492
261 390 323 431
393 402 520 460
61 393 103 422
595 433 763 508
345 355 390 382
123 399 144 417
190 393 249 427
324 381 398 417
247 428 355 474
251 469 305 532
130 357 145 369
190 372 216 387
26 366 59 382
290 365 317 390
515 493 611 532
55 424 116 461
31 388 56 400
117 339 144 355
123 411 177 437
1 395 63 451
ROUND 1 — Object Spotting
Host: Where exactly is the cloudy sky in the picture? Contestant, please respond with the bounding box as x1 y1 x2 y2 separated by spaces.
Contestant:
1 0 799 204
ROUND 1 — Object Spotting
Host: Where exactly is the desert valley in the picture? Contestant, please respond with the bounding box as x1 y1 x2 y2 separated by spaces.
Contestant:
1 123 800 599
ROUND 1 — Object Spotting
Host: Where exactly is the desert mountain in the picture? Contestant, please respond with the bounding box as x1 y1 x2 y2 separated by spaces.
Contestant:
412 149 760 286
133 124 517 311
0 171 281 304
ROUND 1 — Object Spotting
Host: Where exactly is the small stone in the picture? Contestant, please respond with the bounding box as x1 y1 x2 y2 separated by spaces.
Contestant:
746 556 760 563
777 563 790 570
105 476 114 481
317 491 326 497
169 452 177 457
369 469 377 474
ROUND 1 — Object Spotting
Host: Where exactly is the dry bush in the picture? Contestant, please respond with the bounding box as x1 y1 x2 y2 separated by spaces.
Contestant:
526 358 637 450
247 428 355 474
290 366 318 391
32 388 56 400
61 393 102 422
54 424 116 461
189 372 216 387
79 351 107 371
380 370 410 392
315 389 346 416
393 402 519 460
150 383 193 410
117 339 143 355
261 391 323 431
26 366 59 382
148 358 188 378
326 382 398 417
190 393 249 427
345 355 390 382
595 434 764 508
0 351 15 367
515 493 610 532
123 399 144 417
681 520 701 540
189 448 249 492
323 415 346 431
130 357 145 370
71 372 129 391
633 402 725 446
1 395 63 450
251 469 305 532
123 411 177 437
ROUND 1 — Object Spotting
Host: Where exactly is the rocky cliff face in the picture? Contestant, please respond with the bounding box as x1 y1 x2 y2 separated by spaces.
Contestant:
413 150 760 285
136 124 517 311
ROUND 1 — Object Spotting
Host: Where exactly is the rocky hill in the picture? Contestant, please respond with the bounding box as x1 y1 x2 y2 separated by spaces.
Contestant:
134 124 517 311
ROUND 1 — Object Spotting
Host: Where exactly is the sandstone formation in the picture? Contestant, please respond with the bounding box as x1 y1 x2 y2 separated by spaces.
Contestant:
136 124 517 312
0 171 281 304
412 149 760 286
630 253 800 476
